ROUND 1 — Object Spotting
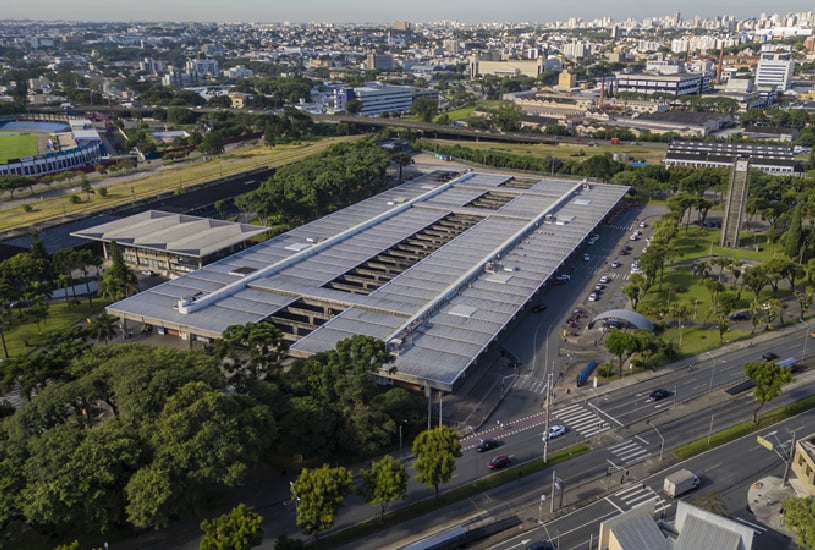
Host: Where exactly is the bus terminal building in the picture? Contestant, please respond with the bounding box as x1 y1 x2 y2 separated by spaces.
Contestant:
105 170 628 393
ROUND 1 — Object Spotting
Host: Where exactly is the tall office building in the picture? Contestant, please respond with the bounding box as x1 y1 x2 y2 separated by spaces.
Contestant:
755 51 794 91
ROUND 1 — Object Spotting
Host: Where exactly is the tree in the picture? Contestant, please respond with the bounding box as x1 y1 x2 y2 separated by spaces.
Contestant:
345 99 363 115
412 426 461 498
88 313 119 345
489 102 522 132
360 455 409 521
199 131 225 157
291 464 353 537
101 242 137 300
412 97 438 123
81 179 94 200
200 504 264 550
782 495 815 550
744 361 793 423
605 329 637 377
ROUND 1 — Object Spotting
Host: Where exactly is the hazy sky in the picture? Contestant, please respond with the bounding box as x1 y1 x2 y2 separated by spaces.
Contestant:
2 1 806 24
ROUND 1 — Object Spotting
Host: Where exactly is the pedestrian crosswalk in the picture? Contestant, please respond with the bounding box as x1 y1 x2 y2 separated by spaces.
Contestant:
552 404 609 437
608 437 652 466
514 374 548 394
607 483 670 514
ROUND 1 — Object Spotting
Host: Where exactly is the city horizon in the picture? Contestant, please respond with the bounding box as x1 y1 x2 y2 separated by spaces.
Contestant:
1 2 812 26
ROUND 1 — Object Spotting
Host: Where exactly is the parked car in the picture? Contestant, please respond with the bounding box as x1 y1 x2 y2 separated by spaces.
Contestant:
612 261 622 269
599 275 610 284
573 307 587 317
526 541 556 550
629 235 639 241
141 269 155 276
488 455 511 470
729 311 750 321
588 292 598 302
547 425 566 439
477 439 500 452
762 352 779 362
761 302 772 310
650 389 671 402
639 221 648 228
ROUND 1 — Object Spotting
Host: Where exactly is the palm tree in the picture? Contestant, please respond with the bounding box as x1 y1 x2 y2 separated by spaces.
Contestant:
88 313 119 345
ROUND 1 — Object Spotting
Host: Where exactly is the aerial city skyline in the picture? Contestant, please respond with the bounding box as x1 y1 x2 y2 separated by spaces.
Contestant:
2 1 811 24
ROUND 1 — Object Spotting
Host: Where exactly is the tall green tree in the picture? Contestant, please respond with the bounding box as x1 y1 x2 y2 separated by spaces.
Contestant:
88 312 119 345
604 329 637 377
360 455 409 521
744 360 794 423
200 504 264 550
785 204 804 260
489 102 522 132
412 425 461 498
782 495 815 550
291 464 353 537
412 97 438 123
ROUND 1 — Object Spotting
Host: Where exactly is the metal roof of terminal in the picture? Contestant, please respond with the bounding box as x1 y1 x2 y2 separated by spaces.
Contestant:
71 210 270 258
108 170 628 390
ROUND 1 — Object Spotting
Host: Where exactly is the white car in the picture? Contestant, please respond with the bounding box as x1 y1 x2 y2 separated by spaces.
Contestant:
547 425 567 439
631 267 643 275
630 234 639 241
640 221 648 228
642 247 648 253
588 292 598 302
599 275 610 284
141 269 155 276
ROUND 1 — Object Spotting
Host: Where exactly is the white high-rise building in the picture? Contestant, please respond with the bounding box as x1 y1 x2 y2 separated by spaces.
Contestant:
755 51 794 91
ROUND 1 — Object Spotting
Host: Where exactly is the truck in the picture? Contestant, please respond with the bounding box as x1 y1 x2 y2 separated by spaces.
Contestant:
663 469 700 498
610 137 621 144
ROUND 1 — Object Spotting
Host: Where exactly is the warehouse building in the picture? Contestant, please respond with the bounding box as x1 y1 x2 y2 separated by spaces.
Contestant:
105 171 628 392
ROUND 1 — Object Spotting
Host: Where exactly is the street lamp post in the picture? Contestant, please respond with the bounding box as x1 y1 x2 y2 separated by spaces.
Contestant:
647 420 665 461
802 327 811 362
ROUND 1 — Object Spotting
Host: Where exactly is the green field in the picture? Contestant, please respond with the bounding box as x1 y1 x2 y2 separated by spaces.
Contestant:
0 132 38 164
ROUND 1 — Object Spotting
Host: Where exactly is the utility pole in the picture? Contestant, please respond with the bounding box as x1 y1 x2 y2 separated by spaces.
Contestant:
783 430 798 485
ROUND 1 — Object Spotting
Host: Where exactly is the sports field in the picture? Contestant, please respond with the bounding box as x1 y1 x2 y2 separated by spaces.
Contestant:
0 132 39 164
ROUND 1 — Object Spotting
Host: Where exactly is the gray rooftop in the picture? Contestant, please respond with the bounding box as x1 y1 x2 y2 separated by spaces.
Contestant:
107 171 628 390
610 513 671 550
71 210 270 258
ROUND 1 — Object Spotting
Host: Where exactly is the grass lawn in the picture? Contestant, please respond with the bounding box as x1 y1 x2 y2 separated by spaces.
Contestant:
424 138 667 165
436 100 503 122
3 298 114 357
0 132 38 164
0 135 363 234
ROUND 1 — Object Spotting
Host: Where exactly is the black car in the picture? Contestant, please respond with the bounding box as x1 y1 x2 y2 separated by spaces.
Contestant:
729 311 750 321
531 304 548 313
762 352 779 362
650 389 670 402
477 439 500 452
526 541 556 550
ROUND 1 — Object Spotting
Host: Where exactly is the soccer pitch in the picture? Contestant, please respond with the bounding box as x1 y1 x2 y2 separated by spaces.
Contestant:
0 132 39 164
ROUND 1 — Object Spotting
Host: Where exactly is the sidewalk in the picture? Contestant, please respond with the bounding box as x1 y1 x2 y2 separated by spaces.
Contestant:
747 477 795 536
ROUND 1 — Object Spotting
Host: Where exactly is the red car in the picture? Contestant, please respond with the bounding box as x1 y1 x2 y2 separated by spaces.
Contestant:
488 455 511 470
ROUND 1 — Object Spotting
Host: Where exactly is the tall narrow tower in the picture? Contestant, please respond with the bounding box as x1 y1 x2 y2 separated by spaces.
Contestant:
720 155 751 248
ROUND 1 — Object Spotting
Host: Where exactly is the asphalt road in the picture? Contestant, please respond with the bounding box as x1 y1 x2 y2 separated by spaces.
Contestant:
490 406 813 550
